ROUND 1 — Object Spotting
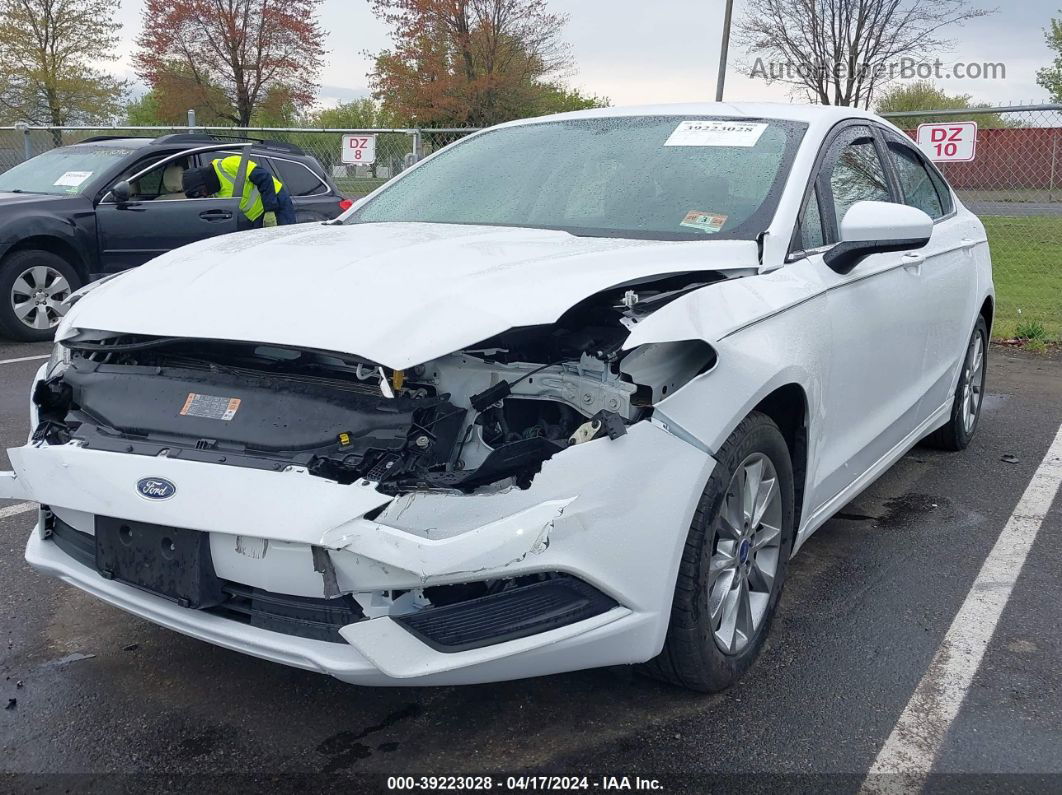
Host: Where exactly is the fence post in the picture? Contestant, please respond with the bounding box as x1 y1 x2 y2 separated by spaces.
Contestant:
1051 128 1059 203
15 122 31 162
187 109 197 131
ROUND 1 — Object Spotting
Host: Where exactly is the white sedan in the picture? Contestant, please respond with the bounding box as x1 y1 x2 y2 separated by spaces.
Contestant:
0 103 992 691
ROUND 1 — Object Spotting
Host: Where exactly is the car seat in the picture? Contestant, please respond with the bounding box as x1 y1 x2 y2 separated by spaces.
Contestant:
158 163 188 200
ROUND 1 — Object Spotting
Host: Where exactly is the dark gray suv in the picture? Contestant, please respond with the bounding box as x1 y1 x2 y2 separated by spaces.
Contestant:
0 134 351 341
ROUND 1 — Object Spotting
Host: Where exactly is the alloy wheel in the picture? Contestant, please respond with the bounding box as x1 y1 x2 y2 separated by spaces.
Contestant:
10 265 71 331
709 452 784 655
961 330 986 435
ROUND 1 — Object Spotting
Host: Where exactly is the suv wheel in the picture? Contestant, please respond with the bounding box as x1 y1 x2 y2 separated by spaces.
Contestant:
0 250 81 342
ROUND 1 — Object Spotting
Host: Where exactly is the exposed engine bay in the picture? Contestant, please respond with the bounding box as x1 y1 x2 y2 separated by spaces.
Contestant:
35 274 720 494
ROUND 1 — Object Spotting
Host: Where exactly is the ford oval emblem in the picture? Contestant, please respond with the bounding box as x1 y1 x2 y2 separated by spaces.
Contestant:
137 477 176 501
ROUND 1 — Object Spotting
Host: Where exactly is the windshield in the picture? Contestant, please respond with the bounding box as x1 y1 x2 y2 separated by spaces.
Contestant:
351 116 807 240
0 145 135 196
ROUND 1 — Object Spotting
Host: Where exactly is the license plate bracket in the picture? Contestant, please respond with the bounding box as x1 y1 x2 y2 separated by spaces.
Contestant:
94 517 225 609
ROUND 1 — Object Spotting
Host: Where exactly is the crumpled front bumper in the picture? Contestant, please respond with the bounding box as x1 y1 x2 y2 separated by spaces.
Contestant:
4 419 715 686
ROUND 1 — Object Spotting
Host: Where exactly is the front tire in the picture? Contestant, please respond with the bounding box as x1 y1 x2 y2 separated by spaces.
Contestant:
0 250 80 342
643 411 795 692
924 316 988 451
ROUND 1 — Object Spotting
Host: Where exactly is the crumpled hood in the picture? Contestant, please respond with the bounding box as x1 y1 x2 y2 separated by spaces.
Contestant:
63 222 759 369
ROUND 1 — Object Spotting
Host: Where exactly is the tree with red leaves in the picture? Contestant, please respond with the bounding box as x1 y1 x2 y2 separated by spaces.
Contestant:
134 0 326 127
369 0 596 127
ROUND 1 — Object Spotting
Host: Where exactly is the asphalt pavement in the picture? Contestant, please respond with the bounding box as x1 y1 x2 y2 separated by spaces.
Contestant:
0 342 1060 792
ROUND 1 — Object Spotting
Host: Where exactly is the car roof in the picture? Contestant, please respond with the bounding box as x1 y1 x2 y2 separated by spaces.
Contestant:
494 102 901 138
67 135 311 159
67 138 155 150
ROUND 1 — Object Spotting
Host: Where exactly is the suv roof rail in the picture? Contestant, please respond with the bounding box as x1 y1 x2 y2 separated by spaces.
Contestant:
151 133 305 155
80 135 139 143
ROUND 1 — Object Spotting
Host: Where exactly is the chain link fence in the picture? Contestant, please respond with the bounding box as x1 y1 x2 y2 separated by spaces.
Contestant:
2 110 1059 341
884 104 1062 342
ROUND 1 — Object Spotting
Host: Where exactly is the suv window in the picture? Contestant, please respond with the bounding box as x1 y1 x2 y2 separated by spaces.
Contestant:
828 133 891 224
113 154 190 201
267 158 326 197
888 141 944 219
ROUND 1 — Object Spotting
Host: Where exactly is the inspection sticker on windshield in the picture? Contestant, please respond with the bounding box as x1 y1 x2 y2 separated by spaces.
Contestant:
53 170 93 187
680 211 728 234
180 393 241 421
665 121 768 148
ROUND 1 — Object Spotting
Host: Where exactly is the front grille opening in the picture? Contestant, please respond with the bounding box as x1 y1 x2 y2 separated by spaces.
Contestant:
396 574 617 653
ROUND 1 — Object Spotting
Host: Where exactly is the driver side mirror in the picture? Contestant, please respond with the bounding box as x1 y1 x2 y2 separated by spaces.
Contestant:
824 200 932 275
109 180 132 204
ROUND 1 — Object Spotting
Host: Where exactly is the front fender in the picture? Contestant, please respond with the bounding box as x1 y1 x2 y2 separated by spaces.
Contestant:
620 266 827 455
0 202 97 276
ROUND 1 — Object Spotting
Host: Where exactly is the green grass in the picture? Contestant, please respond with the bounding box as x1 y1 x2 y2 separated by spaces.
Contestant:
981 216 1062 341
335 177 391 197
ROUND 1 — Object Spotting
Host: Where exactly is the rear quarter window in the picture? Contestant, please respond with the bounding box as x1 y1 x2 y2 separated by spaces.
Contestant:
267 158 327 197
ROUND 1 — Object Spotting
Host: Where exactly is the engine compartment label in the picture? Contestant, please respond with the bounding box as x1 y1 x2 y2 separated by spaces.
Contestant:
180 393 241 421
665 121 768 147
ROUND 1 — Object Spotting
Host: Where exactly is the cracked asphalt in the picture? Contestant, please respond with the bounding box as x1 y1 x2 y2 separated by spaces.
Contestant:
0 340 1060 792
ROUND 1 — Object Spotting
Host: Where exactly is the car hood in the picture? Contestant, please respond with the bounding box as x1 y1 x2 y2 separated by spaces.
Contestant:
0 191 73 207
63 222 760 369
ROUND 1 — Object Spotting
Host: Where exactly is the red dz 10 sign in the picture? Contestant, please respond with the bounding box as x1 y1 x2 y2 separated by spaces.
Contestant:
341 134 377 165
916 122 977 162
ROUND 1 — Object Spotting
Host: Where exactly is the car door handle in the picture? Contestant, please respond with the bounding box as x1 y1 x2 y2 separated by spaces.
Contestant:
199 210 233 222
902 252 925 272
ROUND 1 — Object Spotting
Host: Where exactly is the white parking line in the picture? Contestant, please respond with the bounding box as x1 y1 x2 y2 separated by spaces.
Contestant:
0 501 37 520
863 422 1062 792
0 354 48 366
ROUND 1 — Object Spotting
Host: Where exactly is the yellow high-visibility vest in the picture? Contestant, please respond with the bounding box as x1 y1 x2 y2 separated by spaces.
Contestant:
211 156 284 222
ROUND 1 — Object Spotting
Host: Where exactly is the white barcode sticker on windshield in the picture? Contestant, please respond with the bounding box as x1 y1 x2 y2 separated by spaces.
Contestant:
665 121 768 148
53 170 93 187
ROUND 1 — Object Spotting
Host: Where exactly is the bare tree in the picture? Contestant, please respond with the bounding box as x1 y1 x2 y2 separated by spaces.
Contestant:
736 0 992 108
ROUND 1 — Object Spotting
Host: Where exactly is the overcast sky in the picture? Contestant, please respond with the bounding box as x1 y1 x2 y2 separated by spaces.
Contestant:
107 0 1058 109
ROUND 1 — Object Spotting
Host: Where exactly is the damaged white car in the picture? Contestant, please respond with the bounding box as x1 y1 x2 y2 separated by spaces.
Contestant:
1 104 993 691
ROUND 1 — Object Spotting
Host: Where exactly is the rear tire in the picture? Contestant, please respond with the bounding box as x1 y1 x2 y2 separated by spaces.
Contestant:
923 316 988 451
0 249 80 342
641 411 795 692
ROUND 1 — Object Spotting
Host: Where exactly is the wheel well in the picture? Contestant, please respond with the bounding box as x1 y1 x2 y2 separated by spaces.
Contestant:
753 384 809 531
980 296 994 336
3 236 87 284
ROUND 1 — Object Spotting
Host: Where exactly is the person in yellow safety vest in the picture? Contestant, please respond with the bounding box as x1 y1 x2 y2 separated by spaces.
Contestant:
181 156 297 227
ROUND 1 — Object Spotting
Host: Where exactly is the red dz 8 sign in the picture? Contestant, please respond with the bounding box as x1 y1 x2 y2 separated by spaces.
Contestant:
916 122 977 162
341 134 377 165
